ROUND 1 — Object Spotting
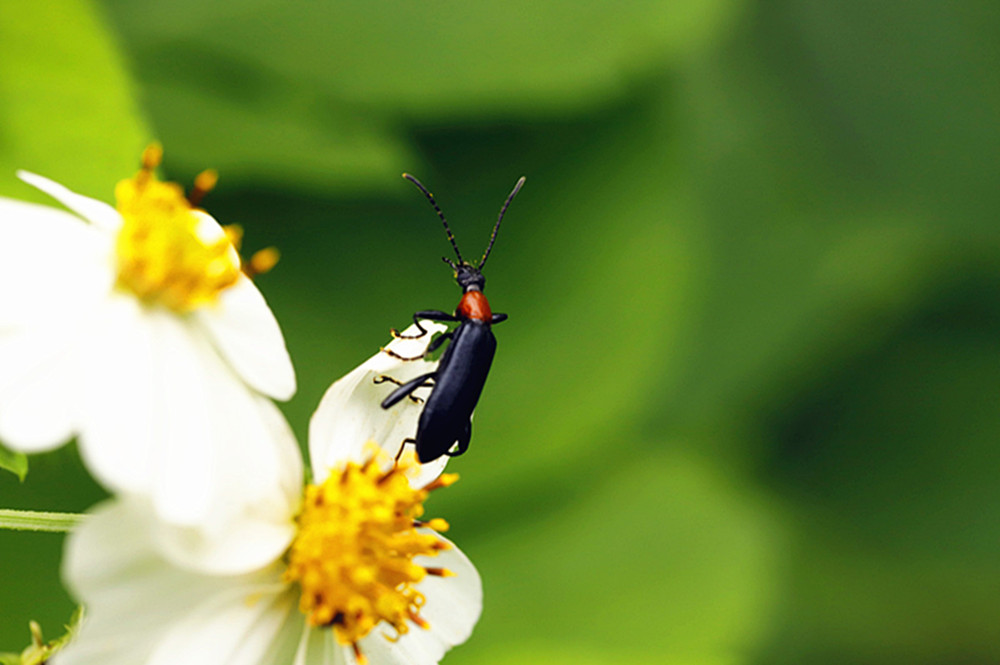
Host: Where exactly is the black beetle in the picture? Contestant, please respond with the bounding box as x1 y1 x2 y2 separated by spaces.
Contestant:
377 173 525 463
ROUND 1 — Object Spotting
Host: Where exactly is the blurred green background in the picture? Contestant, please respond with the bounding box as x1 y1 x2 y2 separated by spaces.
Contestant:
2 0 999 663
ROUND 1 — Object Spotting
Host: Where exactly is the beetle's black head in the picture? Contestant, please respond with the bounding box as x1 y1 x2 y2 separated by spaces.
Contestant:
402 173 525 289
445 259 486 292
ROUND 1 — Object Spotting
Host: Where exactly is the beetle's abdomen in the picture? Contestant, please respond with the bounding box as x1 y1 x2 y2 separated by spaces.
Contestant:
416 322 496 460
456 290 492 322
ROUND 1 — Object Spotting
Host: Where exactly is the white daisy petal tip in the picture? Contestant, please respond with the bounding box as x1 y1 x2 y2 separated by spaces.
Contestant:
308 321 448 485
15 169 56 192
197 275 296 401
360 532 482 664
16 170 123 231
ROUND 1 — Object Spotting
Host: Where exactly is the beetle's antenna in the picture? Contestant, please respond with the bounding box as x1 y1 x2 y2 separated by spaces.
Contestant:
479 176 525 269
403 173 464 264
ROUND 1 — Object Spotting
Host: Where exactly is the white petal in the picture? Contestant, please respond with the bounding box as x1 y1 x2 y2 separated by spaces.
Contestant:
293 627 345 665
308 323 448 486
0 196 112 327
150 395 302 574
0 196 114 451
147 587 300 665
75 295 157 494
192 209 241 267
56 499 292 665
0 329 77 451
265 616 315 665
152 501 297 576
17 170 123 232
77 305 303 569
143 315 302 528
63 501 242 621
359 532 482 665
195 274 296 400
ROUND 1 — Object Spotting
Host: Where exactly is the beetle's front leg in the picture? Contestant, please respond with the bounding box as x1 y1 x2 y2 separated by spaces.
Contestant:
425 331 454 354
391 310 459 339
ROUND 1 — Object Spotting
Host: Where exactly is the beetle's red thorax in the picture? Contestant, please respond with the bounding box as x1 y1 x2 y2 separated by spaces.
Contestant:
457 290 492 322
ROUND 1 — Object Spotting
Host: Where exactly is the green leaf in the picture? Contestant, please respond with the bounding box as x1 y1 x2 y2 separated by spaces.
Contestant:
757 274 1000 663
107 0 740 115
473 647 738 665
451 452 782 664
100 0 741 191
0 0 150 202
0 446 27 482
635 0 1000 441
136 77 413 194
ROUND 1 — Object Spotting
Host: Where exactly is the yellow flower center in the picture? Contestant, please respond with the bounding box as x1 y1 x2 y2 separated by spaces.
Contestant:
284 456 457 654
113 144 241 312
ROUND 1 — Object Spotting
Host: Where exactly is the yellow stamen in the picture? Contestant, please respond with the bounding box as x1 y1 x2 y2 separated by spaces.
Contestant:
424 473 459 491
424 567 455 577
142 143 163 171
224 224 244 249
284 455 453 648
420 518 450 532
194 168 218 192
113 145 241 312
247 247 280 277
188 169 218 207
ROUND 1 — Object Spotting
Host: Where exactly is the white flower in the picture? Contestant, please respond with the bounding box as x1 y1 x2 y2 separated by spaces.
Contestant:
54 323 482 665
0 146 296 534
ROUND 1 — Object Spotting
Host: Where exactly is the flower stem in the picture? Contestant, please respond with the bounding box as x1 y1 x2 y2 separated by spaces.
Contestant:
0 508 85 533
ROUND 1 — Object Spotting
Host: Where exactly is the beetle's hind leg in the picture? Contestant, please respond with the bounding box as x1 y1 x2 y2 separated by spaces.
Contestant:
395 438 418 463
446 421 472 458
391 310 459 338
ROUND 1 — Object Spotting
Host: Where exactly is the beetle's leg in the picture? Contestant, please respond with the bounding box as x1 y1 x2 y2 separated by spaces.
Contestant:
380 346 422 361
491 312 508 325
373 375 429 403
415 310 460 323
391 310 459 338
383 328 454 361
395 438 418 463
447 420 472 457
379 372 437 409
425 331 454 354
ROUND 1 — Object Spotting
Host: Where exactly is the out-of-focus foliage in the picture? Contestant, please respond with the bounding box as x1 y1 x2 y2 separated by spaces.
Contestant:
0 0 147 201
0 445 27 483
98 0 738 191
2 1 999 664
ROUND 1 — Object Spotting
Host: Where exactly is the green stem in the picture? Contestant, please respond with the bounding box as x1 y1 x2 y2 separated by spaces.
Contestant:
0 508 85 533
